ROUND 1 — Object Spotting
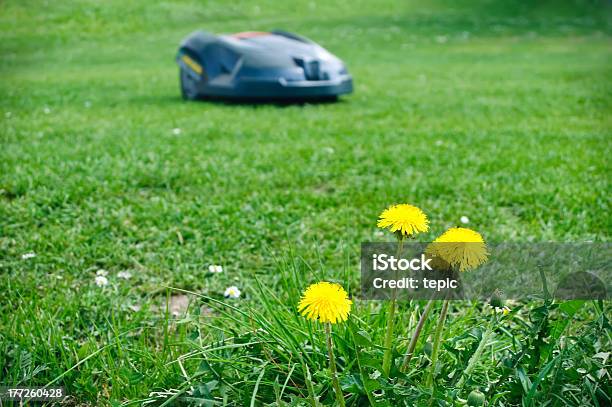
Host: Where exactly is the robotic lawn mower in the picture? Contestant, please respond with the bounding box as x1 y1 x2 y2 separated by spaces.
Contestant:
176 30 353 101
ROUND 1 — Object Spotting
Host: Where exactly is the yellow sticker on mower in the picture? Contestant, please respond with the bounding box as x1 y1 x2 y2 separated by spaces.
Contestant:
181 54 203 75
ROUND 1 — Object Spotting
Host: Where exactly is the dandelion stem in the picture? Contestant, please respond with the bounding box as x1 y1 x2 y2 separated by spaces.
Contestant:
457 319 493 390
325 322 345 407
426 298 449 387
382 237 404 376
381 295 397 376
401 298 434 372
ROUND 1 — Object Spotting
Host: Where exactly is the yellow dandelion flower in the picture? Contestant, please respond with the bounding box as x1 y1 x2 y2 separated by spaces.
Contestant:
377 204 429 238
427 227 488 272
298 282 352 324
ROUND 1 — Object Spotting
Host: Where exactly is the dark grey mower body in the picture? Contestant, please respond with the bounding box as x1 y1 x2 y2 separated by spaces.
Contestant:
176 30 353 101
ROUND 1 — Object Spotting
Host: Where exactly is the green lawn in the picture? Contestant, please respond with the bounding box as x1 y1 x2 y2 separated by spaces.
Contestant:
1 0 611 405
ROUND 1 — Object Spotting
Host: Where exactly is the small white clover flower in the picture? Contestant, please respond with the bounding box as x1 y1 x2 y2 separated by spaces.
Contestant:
96 269 108 276
172 128 182 135
460 216 470 224
43 107 51 114
21 252 36 260
208 265 223 273
224 286 241 299
117 271 132 279
129 304 141 312
95 275 109 287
